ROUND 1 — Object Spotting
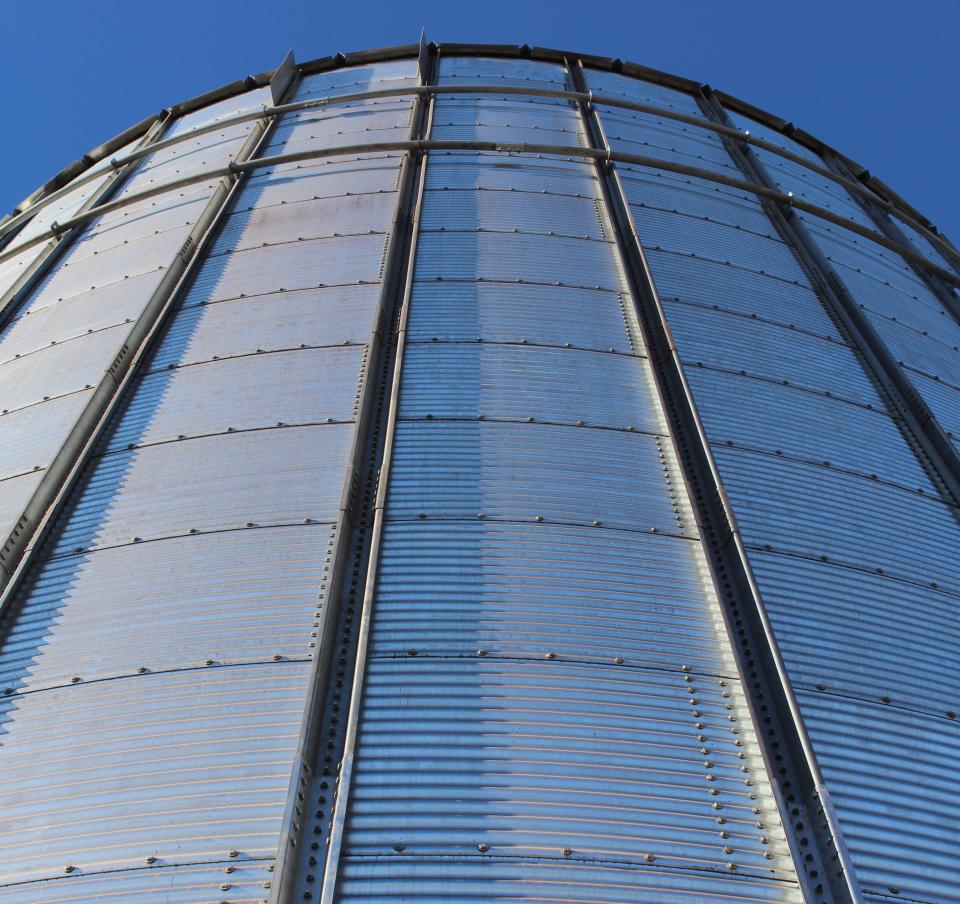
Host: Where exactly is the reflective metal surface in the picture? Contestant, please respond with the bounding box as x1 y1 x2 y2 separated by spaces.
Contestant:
1 41 958 904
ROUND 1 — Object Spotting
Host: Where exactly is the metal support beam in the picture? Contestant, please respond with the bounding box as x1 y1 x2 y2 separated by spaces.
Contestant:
2 84 954 288
267 38 439 904
699 90 960 511
0 53 302 611
570 59 859 904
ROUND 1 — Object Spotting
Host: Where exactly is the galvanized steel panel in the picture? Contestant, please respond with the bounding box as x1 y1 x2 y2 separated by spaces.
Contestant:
0 269 162 354
748 550 960 716
0 323 129 411
149 285 380 369
166 85 273 136
51 422 351 555
0 471 44 539
406 281 636 350
243 155 402 203
343 658 793 876
0 389 92 481
183 231 388 301
644 250 841 337
414 230 622 288
0 523 332 694
0 663 310 886
897 217 958 273
3 859 274 903
586 69 706 116
664 300 881 406
602 107 742 177
211 191 395 253
713 446 960 591
386 420 690 533
297 60 419 98
5 156 123 255
62 190 209 261
431 96 585 147
626 176 810 284
723 109 875 229
620 168 782 238
372 520 729 673
794 690 960 904
420 186 606 238
265 102 414 153
105 348 364 451
336 857 803 903
398 343 656 430
440 56 569 88
724 110 822 164
687 367 930 487
27 223 184 303
425 151 599 196
905 368 960 439
0 244 47 302
760 151 875 229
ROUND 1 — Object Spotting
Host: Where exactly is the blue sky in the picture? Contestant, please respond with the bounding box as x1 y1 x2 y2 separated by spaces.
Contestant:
3 0 957 239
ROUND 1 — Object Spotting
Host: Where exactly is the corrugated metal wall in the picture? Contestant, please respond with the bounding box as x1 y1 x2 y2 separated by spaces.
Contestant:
327 56 801 903
0 43 958 904
580 68 960 904
0 59 415 901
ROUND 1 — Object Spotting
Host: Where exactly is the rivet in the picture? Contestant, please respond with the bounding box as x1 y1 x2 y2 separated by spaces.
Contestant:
643 852 655 862
146 856 157 864
65 865 76 873
561 847 572 857
544 652 556 660
477 842 489 852
393 842 405 852
614 656 624 665
476 649 487 657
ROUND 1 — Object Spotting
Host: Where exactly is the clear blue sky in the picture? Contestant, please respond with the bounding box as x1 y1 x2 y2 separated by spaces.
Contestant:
3 0 957 239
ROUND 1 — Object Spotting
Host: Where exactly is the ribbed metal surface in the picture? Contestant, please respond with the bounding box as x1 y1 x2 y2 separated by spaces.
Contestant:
336 858 804 903
0 58 410 898
371 520 725 671
725 108 877 230
581 64 960 903
3 44 959 904
0 663 311 885
804 215 960 455
327 56 800 904
398 343 653 426
795 691 960 904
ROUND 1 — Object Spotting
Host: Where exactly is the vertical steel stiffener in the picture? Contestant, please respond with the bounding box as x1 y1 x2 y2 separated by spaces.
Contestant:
0 41 957 904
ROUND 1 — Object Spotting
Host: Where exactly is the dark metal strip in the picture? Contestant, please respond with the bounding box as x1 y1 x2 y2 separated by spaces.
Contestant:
572 58 859 904
7 81 948 271
5 134 958 298
8 42 952 260
267 38 438 904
